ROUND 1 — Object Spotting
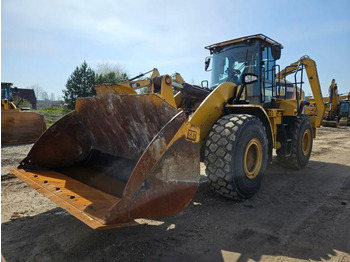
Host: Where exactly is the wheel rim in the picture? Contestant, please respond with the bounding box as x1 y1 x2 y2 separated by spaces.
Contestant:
244 138 263 179
301 129 311 156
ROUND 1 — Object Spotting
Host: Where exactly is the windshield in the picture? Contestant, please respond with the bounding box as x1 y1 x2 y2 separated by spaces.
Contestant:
210 42 258 88
340 102 349 112
1 86 10 100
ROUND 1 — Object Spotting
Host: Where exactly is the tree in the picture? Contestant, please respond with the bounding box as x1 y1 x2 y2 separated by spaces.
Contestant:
63 61 96 109
56 94 63 101
29 84 43 100
95 63 127 77
95 62 128 84
41 91 49 101
95 71 128 85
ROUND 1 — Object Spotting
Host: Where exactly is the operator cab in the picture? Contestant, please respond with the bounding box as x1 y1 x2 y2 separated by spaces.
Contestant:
339 100 350 118
205 34 283 105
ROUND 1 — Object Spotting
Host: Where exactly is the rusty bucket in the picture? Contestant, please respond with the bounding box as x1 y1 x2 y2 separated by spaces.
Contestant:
1 110 46 144
11 94 200 229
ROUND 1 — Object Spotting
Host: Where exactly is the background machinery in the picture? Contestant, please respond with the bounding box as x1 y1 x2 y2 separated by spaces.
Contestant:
338 92 350 126
1 82 46 144
310 79 350 127
11 34 325 229
321 79 341 127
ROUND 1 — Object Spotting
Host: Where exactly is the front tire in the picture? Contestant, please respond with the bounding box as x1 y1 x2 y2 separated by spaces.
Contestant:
204 114 268 200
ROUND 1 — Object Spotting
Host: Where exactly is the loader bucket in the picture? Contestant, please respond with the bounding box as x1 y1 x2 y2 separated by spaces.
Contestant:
11 94 200 229
1 110 46 145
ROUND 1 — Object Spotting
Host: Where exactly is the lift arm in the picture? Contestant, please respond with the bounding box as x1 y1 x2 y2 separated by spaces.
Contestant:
277 56 325 127
94 68 186 108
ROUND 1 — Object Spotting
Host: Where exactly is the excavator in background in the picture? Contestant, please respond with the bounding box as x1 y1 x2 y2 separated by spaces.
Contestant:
11 34 325 229
1 82 46 145
308 79 350 127
321 79 340 127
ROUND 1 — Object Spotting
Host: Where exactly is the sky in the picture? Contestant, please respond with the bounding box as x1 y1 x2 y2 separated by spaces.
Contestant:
1 0 350 99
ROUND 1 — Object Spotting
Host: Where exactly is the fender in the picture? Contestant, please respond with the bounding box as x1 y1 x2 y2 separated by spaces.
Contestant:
225 104 274 161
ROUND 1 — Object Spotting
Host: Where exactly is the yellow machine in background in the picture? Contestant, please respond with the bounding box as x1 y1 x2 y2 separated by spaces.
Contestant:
1 83 46 144
322 79 340 127
308 80 350 127
11 34 325 229
338 92 350 126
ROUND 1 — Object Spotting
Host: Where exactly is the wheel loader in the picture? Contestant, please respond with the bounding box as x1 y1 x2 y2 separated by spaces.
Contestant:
11 34 325 229
338 93 350 126
1 82 46 145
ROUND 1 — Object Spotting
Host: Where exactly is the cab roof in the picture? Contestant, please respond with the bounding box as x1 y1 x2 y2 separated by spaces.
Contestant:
205 34 283 50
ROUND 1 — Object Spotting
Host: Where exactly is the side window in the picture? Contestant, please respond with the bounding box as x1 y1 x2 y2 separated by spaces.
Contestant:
222 57 229 80
262 46 276 101
262 47 274 80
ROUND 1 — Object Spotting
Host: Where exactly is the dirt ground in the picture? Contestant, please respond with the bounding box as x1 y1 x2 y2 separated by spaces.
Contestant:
1 126 350 262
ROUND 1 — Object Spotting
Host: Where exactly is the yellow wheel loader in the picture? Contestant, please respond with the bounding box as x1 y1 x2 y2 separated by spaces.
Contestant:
339 96 350 126
11 34 325 229
338 93 350 126
1 83 46 145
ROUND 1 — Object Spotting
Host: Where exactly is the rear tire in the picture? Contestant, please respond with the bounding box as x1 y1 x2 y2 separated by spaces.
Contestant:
277 117 313 169
204 114 268 200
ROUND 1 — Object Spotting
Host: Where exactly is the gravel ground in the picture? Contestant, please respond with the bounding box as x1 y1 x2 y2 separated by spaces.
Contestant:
1 126 350 261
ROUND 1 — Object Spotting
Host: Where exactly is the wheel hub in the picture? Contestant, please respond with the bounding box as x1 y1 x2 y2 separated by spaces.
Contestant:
301 129 311 156
244 138 263 179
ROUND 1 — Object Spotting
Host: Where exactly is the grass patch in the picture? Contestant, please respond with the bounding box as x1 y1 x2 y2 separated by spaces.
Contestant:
36 107 72 128
36 107 71 115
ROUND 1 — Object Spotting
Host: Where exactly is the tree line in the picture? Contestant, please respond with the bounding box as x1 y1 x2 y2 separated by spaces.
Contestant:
29 61 129 110
29 85 60 102
63 61 129 109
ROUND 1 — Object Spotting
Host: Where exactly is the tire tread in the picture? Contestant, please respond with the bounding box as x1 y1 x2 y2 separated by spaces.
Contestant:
204 114 267 200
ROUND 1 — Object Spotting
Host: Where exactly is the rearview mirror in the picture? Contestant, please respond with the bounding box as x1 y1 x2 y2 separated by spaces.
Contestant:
205 56 212 71
242 73 258 85
271 44 282 60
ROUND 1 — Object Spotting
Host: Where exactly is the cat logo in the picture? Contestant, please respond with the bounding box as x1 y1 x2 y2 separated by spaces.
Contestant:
187 129 197 142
